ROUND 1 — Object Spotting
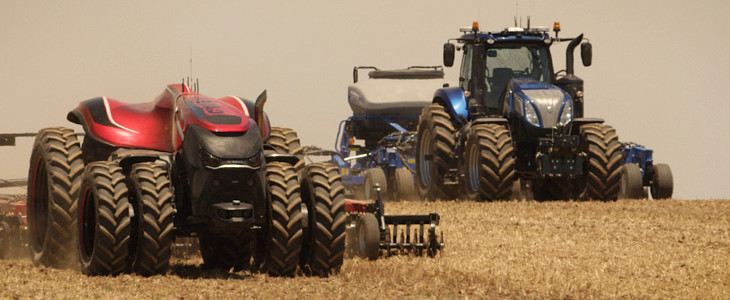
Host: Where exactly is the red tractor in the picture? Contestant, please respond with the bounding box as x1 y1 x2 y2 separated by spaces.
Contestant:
27 82 345 277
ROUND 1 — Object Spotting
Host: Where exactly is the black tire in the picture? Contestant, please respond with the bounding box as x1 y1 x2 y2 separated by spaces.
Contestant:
579 124 622 201
394 168 417 201
356 213 380 260
650 163 673 199
620 164 644 199
299 163 346 277
462 124 515 201
258 162 302 276
364 168 387 201
415 104 456 200
78 162 131 275
128 162 174 276
27 127 84 268
0 221 10 259
200 235 253 271
265 127 304 171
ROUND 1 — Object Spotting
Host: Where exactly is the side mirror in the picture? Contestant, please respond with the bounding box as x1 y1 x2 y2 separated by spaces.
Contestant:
254 90 267 137
581 42 592 67
443 43 455 67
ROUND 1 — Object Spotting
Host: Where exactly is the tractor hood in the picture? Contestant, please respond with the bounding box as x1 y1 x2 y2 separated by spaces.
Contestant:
509 78 572 129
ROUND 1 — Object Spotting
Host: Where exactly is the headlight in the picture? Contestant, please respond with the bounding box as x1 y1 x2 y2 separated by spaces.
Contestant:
524 101 541 127
199 149 263 169
557 98 573 127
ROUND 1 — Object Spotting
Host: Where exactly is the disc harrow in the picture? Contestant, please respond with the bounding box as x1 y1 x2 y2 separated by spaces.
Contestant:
345 184 443 259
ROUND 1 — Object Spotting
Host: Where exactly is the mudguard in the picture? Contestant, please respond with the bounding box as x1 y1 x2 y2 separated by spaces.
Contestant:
433 87 468 125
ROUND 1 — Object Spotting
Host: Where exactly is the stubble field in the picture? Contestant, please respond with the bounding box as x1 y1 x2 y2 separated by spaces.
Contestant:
1 199 728 299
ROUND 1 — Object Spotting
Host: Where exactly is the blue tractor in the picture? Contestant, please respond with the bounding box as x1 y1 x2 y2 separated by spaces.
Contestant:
416 21 623 201
332 66 447 201
619 143 673 199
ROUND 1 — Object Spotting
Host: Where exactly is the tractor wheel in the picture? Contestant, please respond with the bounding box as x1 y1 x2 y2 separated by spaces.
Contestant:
394 168 417 201
415 104 455 200
356 213 380 260
462 124 515 201
78 162 130 275
579 124 622 201
620 164 644 199
299 163 346 277
200 235 253 271
364 168 387 200
27 127 84 268
257 162 302 276
128 162 174 276
265 127 305 171
650 163 673 199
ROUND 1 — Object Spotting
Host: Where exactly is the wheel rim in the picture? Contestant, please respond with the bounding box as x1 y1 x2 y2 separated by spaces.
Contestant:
364 177 372 200
79 187 96 260
467 142 480 193
418 128 433 187
357 220 367 255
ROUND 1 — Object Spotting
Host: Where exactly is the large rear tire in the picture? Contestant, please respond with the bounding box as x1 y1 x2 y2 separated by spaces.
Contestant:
128 162 174 276
415 104 455 200
78 162 130 276
364 168 387 201
462 124 515 201
299 163 346 277
394 168 417 201
619 164 644 199
580 124 622 201
650 163 673 199
27 127 84 268
265 127 304 171
258 162 302 276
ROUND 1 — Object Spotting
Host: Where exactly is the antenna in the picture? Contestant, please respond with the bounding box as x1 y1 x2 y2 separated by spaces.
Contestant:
189 46 193 80
515 0 519 26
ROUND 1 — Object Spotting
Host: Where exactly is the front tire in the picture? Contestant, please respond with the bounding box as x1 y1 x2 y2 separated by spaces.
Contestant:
78 162 130 276
27 127 84 268
415 104 455 200
462 124 515 201
299 163 346 277
580 124 622 201
128 162 174 276
258 162 302 276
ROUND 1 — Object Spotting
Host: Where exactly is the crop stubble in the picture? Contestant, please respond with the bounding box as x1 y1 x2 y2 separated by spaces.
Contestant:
0 199 728 299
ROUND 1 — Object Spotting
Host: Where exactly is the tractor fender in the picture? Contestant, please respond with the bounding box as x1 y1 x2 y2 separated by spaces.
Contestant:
433 87 468 125
571 117 604 130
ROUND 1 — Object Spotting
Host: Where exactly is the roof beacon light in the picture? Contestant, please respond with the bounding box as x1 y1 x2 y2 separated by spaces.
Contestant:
553 22 561 32
472 21 479 32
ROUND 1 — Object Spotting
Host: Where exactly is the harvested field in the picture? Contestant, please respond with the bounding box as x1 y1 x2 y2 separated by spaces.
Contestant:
1 199 728 299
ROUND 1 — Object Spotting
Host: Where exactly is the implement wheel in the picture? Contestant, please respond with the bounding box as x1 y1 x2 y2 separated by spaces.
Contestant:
128 162 174 276
78 162 130 275
394 168 417 201
299 163 346 277
27 127 84 268
620 164 644 199
579 124 622 201
364 168 387 200
650 163 673 199
415 104 455 200
462 124 515 201
356 213 380 260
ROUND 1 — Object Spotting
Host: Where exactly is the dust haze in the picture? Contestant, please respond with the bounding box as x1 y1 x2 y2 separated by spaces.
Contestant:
1 0 728 199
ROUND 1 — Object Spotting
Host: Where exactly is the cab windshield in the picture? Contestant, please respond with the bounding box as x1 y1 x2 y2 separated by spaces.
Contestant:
484 45 552 108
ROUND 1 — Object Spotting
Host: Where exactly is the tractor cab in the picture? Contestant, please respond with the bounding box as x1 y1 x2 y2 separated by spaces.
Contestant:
444 21 592 120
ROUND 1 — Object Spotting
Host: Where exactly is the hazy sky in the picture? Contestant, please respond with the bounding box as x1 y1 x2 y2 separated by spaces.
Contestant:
1 0 728 199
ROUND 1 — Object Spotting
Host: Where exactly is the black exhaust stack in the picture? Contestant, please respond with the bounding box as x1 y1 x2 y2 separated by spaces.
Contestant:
565 34 583 76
